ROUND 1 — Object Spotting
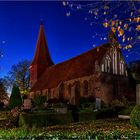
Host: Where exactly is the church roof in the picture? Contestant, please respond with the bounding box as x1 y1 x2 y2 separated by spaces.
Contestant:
30 43 111 92
31 23 54 67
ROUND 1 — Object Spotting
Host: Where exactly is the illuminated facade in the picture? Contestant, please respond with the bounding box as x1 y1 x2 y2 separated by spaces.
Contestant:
29 23 134 104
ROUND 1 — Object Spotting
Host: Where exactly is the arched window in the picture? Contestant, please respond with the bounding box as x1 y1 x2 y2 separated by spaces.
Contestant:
95 60 100 72
68 84 71 97
105 55 111 72
120 60 124 75
75 81 81 104
75 81 80 94
83 80 88 96
59 82 64 99
101 64 105 72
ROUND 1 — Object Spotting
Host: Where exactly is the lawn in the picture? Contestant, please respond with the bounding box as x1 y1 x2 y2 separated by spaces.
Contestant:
0 118 140 139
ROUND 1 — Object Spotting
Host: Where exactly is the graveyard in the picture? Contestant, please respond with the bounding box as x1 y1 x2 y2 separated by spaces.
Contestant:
0 87 140 139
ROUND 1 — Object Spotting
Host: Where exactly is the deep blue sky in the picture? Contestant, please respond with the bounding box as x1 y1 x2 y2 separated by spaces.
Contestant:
0 1 139 77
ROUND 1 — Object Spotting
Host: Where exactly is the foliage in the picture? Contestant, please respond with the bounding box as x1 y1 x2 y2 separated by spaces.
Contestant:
119 104 135 115
111 99 124 107
2 60 31 95
19 112 73 127
0 119 139 139
96 108 117 119
62 1 140 57
0 79 8 103
9 86 22 109
32 94 46 109
130 104 140 128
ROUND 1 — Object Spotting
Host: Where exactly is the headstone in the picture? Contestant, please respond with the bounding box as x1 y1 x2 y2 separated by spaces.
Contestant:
136 84 140 105
95 98 101 110
23 99 32 109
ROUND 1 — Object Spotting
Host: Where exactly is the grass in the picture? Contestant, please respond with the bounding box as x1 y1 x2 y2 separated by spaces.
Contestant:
0 118 139 139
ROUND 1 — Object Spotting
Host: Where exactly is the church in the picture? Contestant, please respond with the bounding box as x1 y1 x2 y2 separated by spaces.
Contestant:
29 23 134 105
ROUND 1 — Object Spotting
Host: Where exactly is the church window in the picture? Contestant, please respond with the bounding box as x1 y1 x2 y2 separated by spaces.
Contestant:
83 80 88 96
59 83 64 99
120 60 125 75
105 55 111 72
95 60 100 72
68 84 71 97
101 64 104 72
75 81 80 94
48 89 51 99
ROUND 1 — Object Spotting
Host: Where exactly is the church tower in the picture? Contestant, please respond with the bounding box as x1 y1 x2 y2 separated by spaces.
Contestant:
30 22 54 87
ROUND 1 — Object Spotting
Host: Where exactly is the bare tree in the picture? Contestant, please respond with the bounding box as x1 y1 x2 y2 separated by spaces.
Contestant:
3 60 31 95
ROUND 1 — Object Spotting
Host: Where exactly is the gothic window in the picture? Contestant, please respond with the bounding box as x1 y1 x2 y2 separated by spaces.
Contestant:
48 89 51 99
75 81 80 95
68 84 71 97
83 80 88 96
105 55 111 72
95 60 100 72
75 81 81 104
59 83 64 99
101 64 105 72
120 60 125 75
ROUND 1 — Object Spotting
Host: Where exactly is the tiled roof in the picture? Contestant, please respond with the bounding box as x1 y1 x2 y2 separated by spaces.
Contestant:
30 43 111 92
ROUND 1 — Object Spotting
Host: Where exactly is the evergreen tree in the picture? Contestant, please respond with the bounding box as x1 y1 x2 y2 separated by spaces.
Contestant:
9 86 22 109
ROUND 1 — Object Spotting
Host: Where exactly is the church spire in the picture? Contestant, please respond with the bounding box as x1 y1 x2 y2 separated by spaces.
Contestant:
31 22 54 66
30 23 54 86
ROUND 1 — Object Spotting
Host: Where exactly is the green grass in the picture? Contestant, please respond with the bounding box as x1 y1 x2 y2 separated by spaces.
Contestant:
0 118 139 139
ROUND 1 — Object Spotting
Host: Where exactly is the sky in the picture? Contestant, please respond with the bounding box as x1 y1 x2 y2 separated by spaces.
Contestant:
0 1 139 78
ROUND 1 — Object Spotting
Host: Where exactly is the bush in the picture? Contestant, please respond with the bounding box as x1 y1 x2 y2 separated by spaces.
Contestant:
111 99 124 107
9 86 22 109
79 112 96 121
19 112 73 127
119 105 135 115
96 108 117 119
32 94 46 109
130 104 140 128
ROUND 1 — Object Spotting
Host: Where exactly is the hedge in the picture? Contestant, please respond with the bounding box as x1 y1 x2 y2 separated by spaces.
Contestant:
19 108 117 127
19 112 73 127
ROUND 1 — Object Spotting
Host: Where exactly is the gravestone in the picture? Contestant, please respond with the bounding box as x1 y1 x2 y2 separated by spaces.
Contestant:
23 99 32 109
95 98 101 110
136 84 140 105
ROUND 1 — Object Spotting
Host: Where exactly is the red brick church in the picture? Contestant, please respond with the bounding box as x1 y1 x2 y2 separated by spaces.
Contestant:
29 23 134 104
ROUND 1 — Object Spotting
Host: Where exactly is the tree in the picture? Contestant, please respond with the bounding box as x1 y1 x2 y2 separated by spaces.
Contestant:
9 86 22 109
3 60 31 95
62 1 140 60
0 79 9 103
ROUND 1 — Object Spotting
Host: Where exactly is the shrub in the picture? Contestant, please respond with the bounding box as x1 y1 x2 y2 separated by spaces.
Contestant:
130 104 140 128
9 86 22 109
32 94 46 109
119 105 135 115
19 112 73 127
96 108 117 119
111 99 124 107
79 112 96 121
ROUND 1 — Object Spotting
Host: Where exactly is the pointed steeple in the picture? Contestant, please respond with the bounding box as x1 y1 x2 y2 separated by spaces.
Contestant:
30 23 54 86
31 22 54 66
